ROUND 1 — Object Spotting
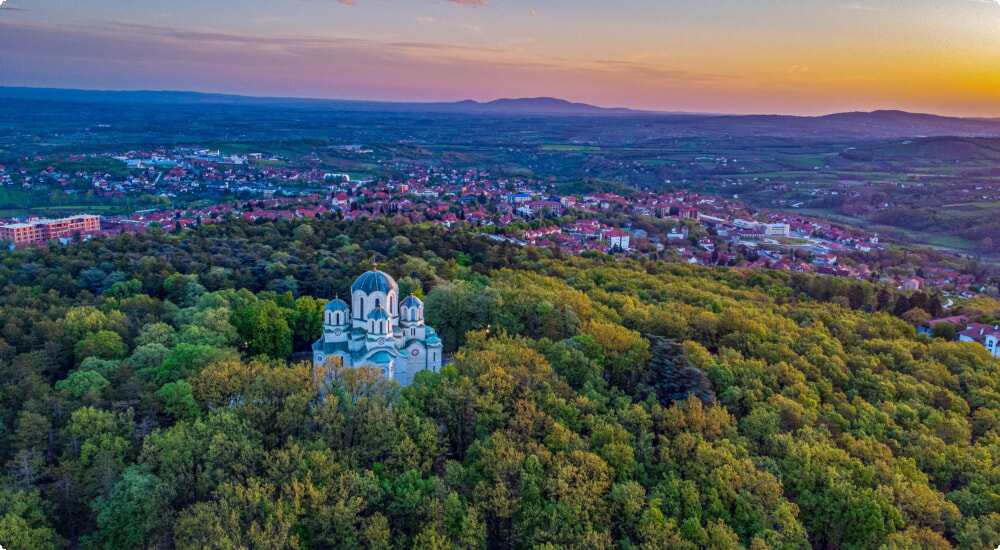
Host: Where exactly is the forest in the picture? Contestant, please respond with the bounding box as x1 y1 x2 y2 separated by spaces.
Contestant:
1 216 999 549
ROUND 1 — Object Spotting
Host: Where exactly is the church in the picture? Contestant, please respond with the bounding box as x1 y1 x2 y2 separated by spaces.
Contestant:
312 268 443 385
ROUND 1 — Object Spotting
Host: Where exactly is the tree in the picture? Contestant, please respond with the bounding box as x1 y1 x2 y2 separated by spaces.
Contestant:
930 321 958 341
163 273 206 308
289 296 325 348
231 300 293 360
56 370 111 403
425 281 477 352
980 236 993 254
90 466 171 550
103 279 143 300
901 307 931 328
74 330 127 362
583 320 650 389
155 381 202 421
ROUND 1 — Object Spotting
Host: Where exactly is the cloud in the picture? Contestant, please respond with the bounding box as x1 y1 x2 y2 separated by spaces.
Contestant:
0 17 744 112
837 2 881 11
414 16 481 32
335 0 485 4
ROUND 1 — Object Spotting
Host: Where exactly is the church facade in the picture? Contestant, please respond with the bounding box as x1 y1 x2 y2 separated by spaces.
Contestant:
312 269 443 385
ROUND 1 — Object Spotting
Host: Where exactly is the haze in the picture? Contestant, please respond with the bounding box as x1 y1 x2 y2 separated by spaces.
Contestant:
1 0 998 116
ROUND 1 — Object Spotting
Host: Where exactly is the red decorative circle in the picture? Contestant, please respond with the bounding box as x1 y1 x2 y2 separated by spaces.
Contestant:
411 349 419 356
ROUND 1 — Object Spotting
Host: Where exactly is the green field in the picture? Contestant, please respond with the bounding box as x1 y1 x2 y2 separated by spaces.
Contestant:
793 208 978 255
540 145 602 152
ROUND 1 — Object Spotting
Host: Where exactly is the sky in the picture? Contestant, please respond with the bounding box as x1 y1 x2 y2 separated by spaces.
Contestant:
0 0 999 116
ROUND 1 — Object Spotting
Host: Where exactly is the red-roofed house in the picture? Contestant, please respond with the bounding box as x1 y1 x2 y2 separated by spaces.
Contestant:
959 323 1000 356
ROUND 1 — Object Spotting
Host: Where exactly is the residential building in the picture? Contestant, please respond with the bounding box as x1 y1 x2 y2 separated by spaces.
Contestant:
0 215 101 244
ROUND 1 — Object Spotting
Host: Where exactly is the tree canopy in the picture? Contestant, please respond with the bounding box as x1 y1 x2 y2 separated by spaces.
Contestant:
0 216 998 549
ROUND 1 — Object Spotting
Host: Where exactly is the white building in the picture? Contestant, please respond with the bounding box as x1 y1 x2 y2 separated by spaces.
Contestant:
958 323 1000 357
606 230 630 250
764 223 790 237
313 269 443 385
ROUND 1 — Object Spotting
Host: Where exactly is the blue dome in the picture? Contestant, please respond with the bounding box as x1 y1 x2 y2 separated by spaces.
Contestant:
367 307 390 321
352 270 398 294
324 298 349 311
401 295 423 308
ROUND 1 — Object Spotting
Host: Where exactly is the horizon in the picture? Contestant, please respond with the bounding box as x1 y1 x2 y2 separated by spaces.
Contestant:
1 0 999 117
4 85 997 120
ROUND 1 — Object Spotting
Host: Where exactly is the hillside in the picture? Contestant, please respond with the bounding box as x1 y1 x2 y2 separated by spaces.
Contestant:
3 87 1000 137
0 88 635 115
0 216 998 549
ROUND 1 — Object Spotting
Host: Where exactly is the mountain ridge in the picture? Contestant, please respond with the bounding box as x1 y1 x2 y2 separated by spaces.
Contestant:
3 86 1000 137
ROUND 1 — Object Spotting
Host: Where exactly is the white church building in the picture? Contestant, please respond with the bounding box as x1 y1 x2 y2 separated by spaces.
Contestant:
312 268 443 385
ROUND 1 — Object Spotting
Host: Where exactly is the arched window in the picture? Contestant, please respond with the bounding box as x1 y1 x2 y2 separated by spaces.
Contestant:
335 312 340 325
389 295 394 313
358 297 364 317
375 298 381 309
370 321 374 332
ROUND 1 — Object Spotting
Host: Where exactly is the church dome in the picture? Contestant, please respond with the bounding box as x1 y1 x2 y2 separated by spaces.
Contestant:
324 298 349 311
367 307 390 321
352 270 398 294
401 295 423 308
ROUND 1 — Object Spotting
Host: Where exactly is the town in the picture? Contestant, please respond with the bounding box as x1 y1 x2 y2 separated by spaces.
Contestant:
0 147 990 302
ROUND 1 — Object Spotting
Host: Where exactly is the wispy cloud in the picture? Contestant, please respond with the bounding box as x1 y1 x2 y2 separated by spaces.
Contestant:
335 0 486 5
0 17 747 111
414 16 481 32
837 2 881 11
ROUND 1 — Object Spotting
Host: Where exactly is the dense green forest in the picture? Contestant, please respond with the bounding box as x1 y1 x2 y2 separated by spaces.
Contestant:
1 217 999 549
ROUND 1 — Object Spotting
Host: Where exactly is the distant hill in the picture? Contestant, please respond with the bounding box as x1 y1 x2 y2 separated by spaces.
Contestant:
0 87 636 115
2 86 1000 137
440 97 637 114
637 110 1000 139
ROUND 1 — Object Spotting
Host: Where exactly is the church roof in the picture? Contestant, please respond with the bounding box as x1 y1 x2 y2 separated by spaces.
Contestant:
367 307 390 321
401 295 423 308
352 270 398 294
368 351 396 363
324 298 349 311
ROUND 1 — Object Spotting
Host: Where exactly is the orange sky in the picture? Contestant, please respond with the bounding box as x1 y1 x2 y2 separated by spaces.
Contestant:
0 0 998 115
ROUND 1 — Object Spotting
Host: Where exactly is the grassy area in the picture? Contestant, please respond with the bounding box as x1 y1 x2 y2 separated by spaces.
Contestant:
0 188 29 203
540 145 602 152
793 208 977 254
774 237 813 245
941 201 1000 208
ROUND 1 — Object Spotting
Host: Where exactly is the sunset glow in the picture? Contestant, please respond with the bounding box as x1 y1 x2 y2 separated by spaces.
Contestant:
1 0 999 115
